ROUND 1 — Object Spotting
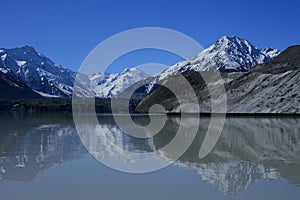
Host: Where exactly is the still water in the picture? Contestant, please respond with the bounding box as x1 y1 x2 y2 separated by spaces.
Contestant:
0 113 300 200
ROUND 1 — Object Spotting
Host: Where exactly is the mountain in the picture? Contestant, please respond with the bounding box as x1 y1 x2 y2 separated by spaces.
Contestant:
0 36 280 100
136 45 300 114
0 46 150 98
190 36 279 72
0 36 283 101
261 47 281 58
89 68 149 97
0 46 77 97
147 36 280 92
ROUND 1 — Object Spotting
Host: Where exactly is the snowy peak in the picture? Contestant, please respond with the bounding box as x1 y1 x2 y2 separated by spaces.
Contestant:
261 47 281 58
0 46 76 97
90 67 149 97
196 35 278 72
1 46 54 69
210 35 258 58
213 35 252 49
119 67 149 79
146 36 280 92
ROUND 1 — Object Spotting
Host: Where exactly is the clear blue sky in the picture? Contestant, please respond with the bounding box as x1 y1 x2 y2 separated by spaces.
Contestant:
0 0 299 73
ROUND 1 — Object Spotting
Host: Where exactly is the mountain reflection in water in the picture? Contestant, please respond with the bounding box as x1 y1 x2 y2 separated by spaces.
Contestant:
0 113 300 194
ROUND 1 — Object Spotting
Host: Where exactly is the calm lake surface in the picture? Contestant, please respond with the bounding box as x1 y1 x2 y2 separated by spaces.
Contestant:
0 113 300 200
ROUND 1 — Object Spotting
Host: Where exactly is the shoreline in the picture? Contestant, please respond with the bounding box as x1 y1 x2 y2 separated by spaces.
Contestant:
166 112 300 117
1 111 300 117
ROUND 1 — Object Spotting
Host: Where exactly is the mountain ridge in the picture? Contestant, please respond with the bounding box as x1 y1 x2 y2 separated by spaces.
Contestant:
136 45 300 114
0 46 149 98
146 35 280 92
0 36 290 107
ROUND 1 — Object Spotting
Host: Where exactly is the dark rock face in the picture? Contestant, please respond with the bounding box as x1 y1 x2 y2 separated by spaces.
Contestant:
0 71 41 100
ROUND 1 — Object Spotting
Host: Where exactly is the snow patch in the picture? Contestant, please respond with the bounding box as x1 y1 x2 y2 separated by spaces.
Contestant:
16 60 27 67
34 90 59 98
1 54 7 60
0 68 8 74
91 68 149 97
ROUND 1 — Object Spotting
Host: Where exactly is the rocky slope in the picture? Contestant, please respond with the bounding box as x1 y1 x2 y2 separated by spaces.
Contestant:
136 45 300 113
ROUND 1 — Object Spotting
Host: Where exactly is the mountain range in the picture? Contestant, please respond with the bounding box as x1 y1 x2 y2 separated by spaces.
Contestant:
0 47 148 98
2 35 299 114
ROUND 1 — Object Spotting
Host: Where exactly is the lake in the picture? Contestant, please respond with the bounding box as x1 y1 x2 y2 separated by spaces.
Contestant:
0 113 300 200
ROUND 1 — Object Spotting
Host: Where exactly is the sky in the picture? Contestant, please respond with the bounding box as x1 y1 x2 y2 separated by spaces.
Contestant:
0 0 299 73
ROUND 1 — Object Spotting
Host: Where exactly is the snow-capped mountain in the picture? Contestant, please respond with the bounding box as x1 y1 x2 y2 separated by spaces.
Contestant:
89 68 149 97
0 46 77 97
195 36 280 72
148 36 280 91
0 36 281 99
0 46 149 98
261 47 281 58
137 45 300 114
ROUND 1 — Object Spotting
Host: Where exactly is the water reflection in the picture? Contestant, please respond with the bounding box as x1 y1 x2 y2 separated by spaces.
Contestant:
0 113 300 194
0 113 86 182
170 116 300 193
